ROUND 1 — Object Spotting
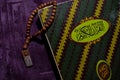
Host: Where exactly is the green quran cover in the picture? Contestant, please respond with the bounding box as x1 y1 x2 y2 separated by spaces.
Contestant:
38 0 120 80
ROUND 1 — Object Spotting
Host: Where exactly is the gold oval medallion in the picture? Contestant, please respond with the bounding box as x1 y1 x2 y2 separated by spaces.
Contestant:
70 18 109 43
96 60 112 80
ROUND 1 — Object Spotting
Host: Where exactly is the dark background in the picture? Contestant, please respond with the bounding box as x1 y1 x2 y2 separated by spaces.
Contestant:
0 0 67 80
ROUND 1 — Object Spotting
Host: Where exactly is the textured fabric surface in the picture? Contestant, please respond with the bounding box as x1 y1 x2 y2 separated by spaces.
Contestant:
39 0 120 80
0 0 66 80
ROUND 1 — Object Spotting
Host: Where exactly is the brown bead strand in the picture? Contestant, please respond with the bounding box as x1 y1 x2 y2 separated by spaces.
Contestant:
23 1 57 50
32 1 57 37
22 1 57 67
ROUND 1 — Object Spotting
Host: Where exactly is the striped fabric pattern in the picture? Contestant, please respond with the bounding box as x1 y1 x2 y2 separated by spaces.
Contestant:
38 0 120 80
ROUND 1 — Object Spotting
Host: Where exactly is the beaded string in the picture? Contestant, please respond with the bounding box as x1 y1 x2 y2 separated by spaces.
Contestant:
22 1 57 67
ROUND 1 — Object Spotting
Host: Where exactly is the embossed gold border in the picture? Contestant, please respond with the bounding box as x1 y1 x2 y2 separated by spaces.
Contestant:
40 8 49 24
106 11 120 66
55 0 80 65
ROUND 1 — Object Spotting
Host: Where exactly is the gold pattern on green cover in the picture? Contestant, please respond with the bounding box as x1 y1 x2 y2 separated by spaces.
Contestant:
40 8 49 23
106 12 120 66
55 0 80 64
75 42 92 80
94 0 104 17
75 0 104 79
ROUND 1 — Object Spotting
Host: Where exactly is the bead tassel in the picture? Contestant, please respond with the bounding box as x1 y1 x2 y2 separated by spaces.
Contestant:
22 1 57 67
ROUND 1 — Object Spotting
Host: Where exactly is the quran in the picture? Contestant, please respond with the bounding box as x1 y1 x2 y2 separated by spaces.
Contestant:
38 0 120 80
